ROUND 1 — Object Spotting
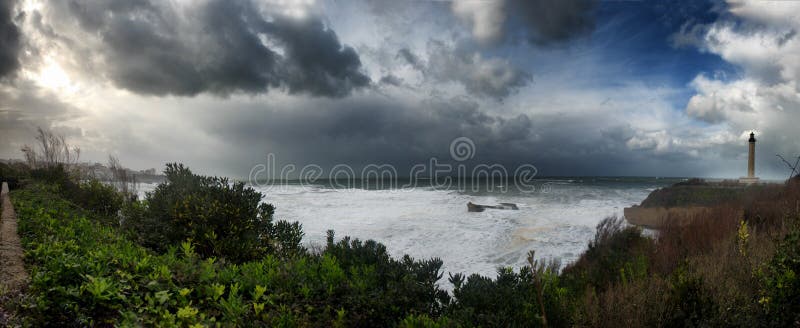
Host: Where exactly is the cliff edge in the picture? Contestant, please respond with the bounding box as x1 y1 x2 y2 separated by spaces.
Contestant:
624 179 769 228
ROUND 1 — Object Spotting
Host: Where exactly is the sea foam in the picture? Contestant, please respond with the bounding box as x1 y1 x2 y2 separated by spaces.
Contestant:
253 180 662 281
136 179 666 281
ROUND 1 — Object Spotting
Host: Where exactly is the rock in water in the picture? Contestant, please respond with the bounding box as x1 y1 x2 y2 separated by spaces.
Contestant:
467 202 519 212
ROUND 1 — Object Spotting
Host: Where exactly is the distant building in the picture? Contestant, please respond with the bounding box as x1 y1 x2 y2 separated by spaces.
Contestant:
140 168 156 175
739 132 760 184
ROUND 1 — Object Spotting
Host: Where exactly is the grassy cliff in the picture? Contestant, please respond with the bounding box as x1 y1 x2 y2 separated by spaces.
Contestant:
638 179 781 208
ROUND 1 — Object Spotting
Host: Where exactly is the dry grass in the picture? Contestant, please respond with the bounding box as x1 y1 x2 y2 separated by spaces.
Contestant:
575 277 670 327
571 178 800 326
20 127 81 171
651 205 741 275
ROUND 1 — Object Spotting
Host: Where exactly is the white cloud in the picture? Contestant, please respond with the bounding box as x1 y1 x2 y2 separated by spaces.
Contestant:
726 1 800 27
681 1 800 176
702 24 799 84
686 75 760 123
451 0 506 44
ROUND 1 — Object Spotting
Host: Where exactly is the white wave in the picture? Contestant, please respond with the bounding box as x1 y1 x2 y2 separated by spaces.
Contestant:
254 182 655 282
136 180 657 284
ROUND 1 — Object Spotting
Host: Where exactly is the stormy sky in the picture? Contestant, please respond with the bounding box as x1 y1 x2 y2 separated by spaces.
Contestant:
1 0 799 179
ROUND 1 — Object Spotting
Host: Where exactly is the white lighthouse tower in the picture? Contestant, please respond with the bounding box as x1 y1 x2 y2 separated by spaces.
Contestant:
739 132 760 184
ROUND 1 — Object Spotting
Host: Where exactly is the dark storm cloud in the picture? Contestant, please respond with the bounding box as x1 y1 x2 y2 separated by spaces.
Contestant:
197 96 689 177
397 43 531 100
510 0 596 45
0 0 20 78
0 81 82 156
260 15 370 97
451 0 596 45
396 48 424 70
51 0 369 97
777 29 796 47
379 74 404 87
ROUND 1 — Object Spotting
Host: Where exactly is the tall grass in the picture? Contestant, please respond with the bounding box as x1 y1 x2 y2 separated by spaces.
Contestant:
564 178 800 327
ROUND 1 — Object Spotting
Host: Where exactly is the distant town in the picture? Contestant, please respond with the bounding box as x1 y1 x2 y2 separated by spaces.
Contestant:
0 158 164 184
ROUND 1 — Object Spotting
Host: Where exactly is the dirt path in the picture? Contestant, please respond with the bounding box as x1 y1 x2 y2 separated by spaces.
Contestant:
1 182 28 325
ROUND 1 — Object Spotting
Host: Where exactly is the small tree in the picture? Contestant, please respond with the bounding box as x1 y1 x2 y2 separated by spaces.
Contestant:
108 155 138 200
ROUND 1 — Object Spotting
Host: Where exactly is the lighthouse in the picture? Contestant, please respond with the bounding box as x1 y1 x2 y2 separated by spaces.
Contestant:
739 132 760 184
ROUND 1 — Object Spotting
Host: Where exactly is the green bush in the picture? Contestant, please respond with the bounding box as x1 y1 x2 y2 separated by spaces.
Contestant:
446 260 570 328
76 180 124 218
29 164 72 187
399 314 452 327
758 219 800 327
323 231 450 327
561 217 653 293
28 164 123 218
664 265 716 327
0 161 29 190
11 184 451 326
122 163 304 262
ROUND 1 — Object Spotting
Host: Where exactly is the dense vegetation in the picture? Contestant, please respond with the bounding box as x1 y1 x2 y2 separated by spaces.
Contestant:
6 165 450 327
0 161 27 190
638 178 780 208
2 163 800 326
121 163 304 263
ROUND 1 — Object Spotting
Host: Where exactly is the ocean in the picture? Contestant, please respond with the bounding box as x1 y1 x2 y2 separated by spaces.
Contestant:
139 177 680 280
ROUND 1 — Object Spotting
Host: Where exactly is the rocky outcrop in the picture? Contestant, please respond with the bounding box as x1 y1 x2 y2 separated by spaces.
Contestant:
467 202 519 212
624 205 716 229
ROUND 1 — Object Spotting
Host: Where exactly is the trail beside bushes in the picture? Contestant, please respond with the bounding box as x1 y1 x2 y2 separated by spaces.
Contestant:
0 182 28 324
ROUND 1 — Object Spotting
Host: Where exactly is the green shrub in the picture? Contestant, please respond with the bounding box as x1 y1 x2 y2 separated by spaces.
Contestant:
399 313 452 327
28 165 124 218
122 163 304 262
664 265 716 327
758 219 800 327
29 164 72 187
0 161 29 190
562 217 653 294
11 185 451 326
323 230 450 326
446 261 570 328
76 180 124 218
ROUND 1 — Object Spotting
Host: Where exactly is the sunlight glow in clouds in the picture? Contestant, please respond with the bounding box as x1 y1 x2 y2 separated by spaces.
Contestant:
34 57 75 93
261 0 316 19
